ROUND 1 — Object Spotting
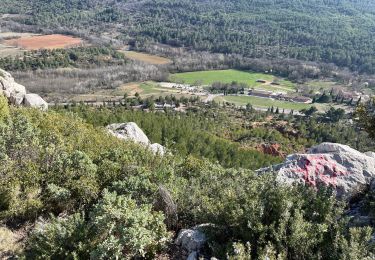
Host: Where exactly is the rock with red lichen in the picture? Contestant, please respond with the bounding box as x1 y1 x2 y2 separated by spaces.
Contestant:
258 143 375 199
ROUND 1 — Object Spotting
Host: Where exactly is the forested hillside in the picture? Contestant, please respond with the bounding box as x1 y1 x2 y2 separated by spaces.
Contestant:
56 104 375 169
3 0 375 73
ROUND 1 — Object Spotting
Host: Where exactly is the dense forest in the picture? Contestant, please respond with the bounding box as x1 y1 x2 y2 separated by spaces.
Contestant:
54 103 375 169
3 0 375 73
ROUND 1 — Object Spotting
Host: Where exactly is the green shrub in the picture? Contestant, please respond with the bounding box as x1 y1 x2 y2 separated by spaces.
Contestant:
49 150 99 209
0 95 9 123
89 190 171 259
27 190 171 259
27 213 88 259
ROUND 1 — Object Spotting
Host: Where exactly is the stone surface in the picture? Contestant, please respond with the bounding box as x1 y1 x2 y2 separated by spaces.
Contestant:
258 142 375 198
0 68 47 109
150 143 167 156
187 251 198 260
175 225 208 254
107 122 168 155
107 122 150 145
23 94 48 111
0 69 26 105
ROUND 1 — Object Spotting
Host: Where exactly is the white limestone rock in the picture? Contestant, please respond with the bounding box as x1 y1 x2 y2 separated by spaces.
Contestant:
258 143 375 199
23 93 48 111
150 143 167 156
107 122 150 145
0 69 26 105
107 122 169 156
0 68 48 109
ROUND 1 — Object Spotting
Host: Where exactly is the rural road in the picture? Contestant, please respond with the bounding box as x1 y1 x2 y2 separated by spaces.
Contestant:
204 94 223 103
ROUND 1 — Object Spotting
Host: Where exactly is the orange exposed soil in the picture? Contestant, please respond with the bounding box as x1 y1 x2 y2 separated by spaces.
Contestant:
257 143 284 157
3 34 83 50
120 50 172 65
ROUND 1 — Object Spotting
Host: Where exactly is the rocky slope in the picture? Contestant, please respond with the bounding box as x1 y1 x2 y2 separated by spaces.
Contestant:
258 142 375 199
0 69 48 110
107 122 167 155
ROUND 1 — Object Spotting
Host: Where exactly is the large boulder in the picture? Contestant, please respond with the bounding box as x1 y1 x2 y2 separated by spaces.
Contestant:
0 69 26 105
107 122 150 145
258 143 375 198
23 93 48 111
107 122 168 156
0 68 48 109
175 225 208 255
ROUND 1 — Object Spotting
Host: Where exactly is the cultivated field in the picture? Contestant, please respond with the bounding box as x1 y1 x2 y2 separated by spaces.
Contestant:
0 32 40 57
120 51 172 65
2 34 83 50
170 69 296 92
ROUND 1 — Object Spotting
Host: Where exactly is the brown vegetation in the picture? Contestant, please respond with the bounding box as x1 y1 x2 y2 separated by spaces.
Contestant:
3 34 83 50
120 50 172 65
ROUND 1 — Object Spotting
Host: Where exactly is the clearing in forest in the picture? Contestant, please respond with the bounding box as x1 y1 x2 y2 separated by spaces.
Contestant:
170 69 296 92
121 51 172 65
2 34 83 50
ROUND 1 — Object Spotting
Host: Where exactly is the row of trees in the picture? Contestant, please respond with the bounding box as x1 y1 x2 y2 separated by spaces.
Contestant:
209 81 247 95
0 47 127 71
313 90 362 106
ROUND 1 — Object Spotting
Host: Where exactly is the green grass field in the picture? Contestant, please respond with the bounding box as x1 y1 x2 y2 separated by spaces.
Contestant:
216 95 317 111
169 69 296 92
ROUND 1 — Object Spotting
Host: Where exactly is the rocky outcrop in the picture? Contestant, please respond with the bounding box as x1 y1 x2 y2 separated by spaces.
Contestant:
107 122 167 156
107 122 150 145
0 69 26 105
0 68 48 110
258 143 375 199
150 143 167 156
23 94 48 111
175 224 208 259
